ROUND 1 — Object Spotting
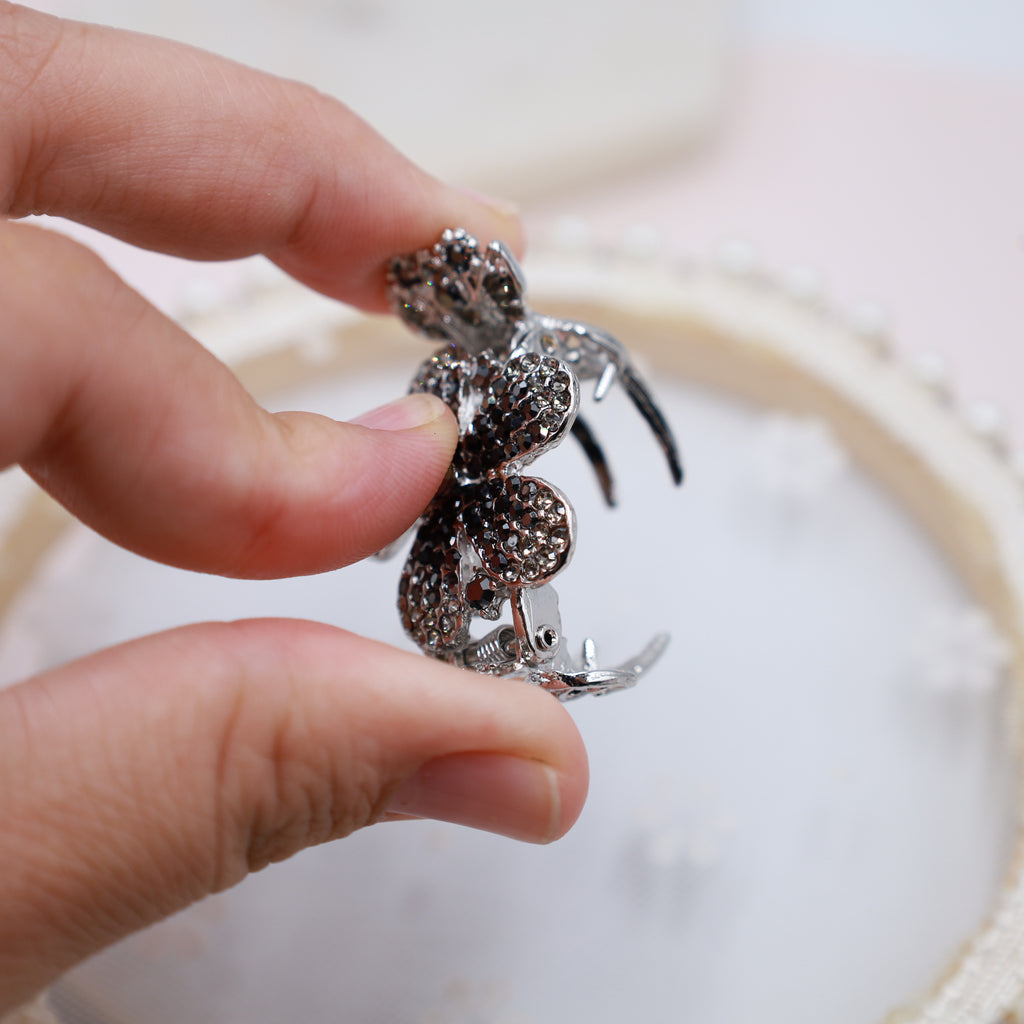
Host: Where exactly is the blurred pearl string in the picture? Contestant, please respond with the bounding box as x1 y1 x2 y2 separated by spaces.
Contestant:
4 215 1022 1023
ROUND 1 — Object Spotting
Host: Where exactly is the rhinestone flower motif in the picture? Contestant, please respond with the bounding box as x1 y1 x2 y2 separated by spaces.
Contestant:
385 228 683 699
400 350 578 656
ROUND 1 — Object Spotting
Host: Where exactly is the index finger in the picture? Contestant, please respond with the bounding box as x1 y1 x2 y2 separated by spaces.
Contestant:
0 2 523 310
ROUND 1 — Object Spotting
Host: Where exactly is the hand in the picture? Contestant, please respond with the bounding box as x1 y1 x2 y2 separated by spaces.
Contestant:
0 3 588 1010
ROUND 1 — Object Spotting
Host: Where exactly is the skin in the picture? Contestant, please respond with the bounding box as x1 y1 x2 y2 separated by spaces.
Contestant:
0 2 589 1009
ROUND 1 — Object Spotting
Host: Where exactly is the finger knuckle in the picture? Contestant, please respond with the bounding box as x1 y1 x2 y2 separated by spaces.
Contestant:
205 636 376 885
0 4 76 213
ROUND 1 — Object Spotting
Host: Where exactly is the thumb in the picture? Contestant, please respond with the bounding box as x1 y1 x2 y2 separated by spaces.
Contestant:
0 620 588 1009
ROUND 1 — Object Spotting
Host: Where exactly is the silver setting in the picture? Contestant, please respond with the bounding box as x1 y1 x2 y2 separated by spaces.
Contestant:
384 228 683 700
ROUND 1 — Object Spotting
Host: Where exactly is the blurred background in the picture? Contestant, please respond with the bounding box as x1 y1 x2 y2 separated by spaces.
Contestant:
9 2 1024 1021
27 0 1024 440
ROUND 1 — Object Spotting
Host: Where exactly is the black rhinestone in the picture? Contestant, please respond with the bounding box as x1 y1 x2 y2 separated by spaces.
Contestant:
467 577 495 609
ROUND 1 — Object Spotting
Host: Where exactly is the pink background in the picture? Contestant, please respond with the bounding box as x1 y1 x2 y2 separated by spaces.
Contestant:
532 45 1024 434
25 5 1024 435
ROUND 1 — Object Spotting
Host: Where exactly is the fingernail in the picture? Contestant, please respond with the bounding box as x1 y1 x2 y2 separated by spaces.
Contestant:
454 189 524 255
458 187 521 223
388 752 563 844
352 393 449 432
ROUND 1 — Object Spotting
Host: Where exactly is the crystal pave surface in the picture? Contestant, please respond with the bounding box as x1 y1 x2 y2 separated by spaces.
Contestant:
398 351 577 657
386 229 683 700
